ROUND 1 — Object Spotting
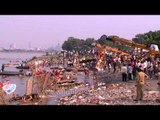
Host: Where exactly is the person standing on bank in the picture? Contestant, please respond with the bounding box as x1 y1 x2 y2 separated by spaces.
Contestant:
135 66 149 101
1 64 4 72
121 64 127 81
128 64 133 80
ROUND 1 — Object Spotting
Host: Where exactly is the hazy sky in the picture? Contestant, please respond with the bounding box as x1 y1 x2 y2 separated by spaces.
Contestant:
0 15 160 49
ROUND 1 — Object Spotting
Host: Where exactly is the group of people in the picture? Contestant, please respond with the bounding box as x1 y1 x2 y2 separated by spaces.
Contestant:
1 47 159 103
103 50 160 101
27 48 160 101
86 46 160 101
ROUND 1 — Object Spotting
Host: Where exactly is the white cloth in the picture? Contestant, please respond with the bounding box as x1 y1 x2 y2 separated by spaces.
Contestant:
121 66 127 74
137 62 141 68
143 61 148 69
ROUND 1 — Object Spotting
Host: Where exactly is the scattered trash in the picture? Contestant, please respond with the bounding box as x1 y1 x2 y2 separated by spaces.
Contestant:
78 96 83 99
39 95 46 98
58 81 160 105
34 102 39 105
2 84 16 94
148 91 159 94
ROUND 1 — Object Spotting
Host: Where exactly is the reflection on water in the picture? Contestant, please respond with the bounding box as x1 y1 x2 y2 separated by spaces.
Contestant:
0 52 45 66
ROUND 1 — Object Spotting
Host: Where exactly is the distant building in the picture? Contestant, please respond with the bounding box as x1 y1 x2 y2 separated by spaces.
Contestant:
29 48 36 51
10 43 16 49
0 47 4 51
36 47 45 51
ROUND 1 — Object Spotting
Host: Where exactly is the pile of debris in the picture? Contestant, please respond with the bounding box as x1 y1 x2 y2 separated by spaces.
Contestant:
58 82 160 105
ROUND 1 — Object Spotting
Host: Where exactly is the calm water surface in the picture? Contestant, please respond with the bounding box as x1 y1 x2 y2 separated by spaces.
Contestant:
0 52 45 96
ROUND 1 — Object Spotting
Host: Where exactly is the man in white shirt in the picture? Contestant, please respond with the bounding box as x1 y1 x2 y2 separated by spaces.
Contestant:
121 64 128 81
136 61 141 68
143 60 148 73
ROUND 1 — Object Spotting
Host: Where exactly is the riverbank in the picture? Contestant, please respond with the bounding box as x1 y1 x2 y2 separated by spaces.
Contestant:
58 71 160 105
1 52 160 105
8 53 88 105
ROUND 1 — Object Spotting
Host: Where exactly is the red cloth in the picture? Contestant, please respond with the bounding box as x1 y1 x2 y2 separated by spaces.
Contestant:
52 69 55 74
97 55 101 60
0 82 3 87
131 61 134 67
56 71 61 78
85 67 90 73
36 70 42 75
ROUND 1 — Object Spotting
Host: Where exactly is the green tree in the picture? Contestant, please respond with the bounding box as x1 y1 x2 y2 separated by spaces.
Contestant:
62 37 96 52
132 30 160 47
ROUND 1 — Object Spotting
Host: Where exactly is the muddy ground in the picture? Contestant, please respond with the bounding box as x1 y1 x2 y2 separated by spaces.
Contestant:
58 71 160 105
15 70 160 105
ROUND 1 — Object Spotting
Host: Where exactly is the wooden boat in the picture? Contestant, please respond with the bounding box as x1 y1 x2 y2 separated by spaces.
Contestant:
0 71 21 76
16 66 29 69
4 63 19 67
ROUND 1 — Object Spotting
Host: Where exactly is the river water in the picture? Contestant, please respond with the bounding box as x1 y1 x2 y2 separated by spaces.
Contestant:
0 52 94 105
0 52 45 96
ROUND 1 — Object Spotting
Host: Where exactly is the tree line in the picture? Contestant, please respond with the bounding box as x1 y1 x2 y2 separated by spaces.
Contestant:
62 30 160 52
132 30 160 47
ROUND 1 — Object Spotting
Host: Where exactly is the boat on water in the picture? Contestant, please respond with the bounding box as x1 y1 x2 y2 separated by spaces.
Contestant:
0 71 21 76
16 61 29 69
3 63 20 67
16 66 29 69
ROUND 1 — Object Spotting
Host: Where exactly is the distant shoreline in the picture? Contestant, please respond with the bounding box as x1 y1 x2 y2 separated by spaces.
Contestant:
0 51 46 53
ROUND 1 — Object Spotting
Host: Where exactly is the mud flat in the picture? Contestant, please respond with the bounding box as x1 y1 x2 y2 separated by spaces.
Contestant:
58 71 160 105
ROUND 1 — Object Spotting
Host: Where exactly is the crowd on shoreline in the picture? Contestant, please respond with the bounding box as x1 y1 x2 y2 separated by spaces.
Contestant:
1 46 160 105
